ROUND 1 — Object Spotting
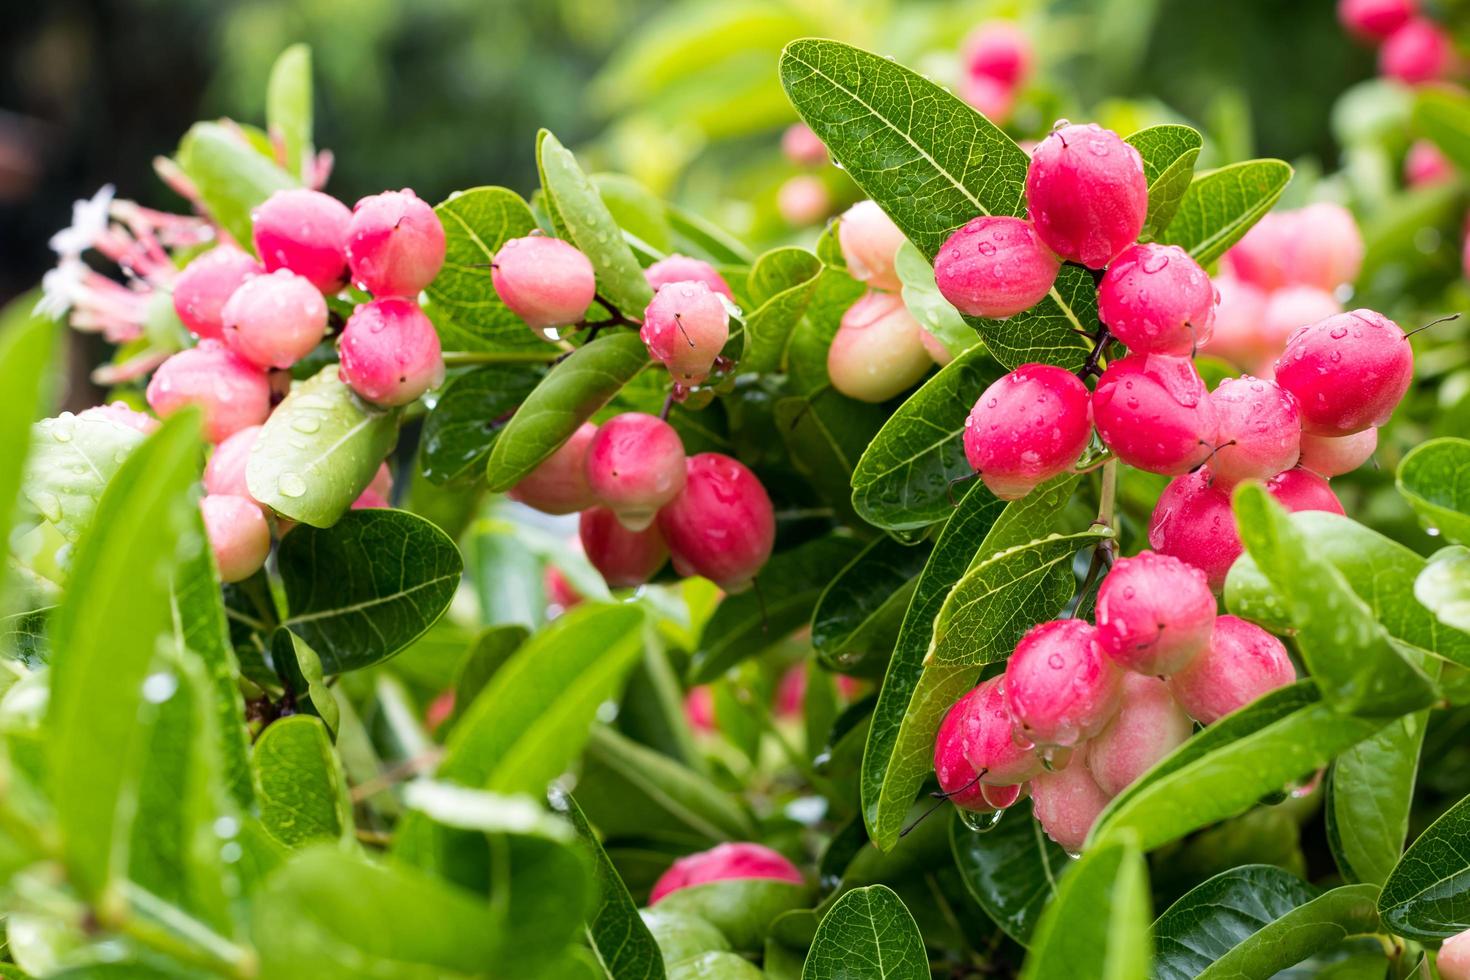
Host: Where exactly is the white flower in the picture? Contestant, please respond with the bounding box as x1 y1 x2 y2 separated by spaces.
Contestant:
48 184 116 258
35 259 87 320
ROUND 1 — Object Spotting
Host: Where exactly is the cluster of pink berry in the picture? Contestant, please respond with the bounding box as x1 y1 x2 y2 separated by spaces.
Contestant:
142 186 446 581
1339 0 1458 84
957 21 1035 126
778 124 834 227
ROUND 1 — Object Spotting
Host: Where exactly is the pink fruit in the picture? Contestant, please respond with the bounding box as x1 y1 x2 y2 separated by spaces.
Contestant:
685 686 716 733
1260 286 1345 352
919 327 953 366
1202 275 1272 369
648 842 803 905
645 255 734 301
826 291 934 403
963 21 1033 87
1086 674 1194 796
220 269 329 369
933 216 1061 319
1405 139 1454 187
1266 467 1347 515
544 565 582 610
251 188 352 293
491 235 596 334
1024 123 1147 268
337 297 444 406
146 340 271 443
640 281 731 386
657 453 775 593
203 424 262 501
1092 353 1218 475
1273 309 1413 435
1004 620 1123 750
345 188 447 297
1437 929 1470 980
1380 18 1454 84
837 200 907 291
1029 745 1113 853
1098 243 1214 355
962 364 1093 499
780 123 828 166
1339 0 1416 40
77 401 159 434
1167 615 1297 724
934 690 999 812
949 677 1045 786
507 422 598 515
777 176 831 226
1208 376 1302 487
172 246 263 340
351 488 389 509
200 494 271 584
1095 550 1216 677
776 665 806 719
1222 213 1293 292
368 461 393 501
1298 428 1378 477
960 74 1017 124
1280 203 1364 293
585 413 687 531
579 505 669 588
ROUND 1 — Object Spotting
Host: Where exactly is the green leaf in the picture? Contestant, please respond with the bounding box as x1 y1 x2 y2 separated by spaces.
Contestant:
688 535 864 684
537 131 653 317
669 953 763 979
655 878 815 953
266 44 313 179
443 624 531 731
1154 866 1380 980
894 242 977 362
849 343 1006 531
47 412 203 901
950 811 1067 946
419 364 545 485
811 537 930 677
175 122 297 247
1233 483 1436 716
1159 159 1294 266
741 248 823 373
279 509 462 673
800 884 926 980
271 629 339 735
1125 124 1203 239
1327 709 1429 886
1414 86 1470 173
641 908 731 967
930 527 1110 666
774 390 887 529
485 332 650 493
20 414 146 545
1019 835 1151 980
1379 790 1470 939
666 204 754 265
1397 438 1470 545
1416 546 1470 634
593 173 674 256
253 715 350 849
0 303 55 565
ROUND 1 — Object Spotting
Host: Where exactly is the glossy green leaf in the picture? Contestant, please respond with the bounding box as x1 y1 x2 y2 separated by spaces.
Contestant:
253 715 350 849
655 877 815 953
668 952 762 979
950 810 1067 946
1379 790 1470 939
742 248 823 373
0 304 55 565
801 884 926 980
1161 159 1294 265
444 624 531 731
1414 86 1470 174
1397 438 1470 545
774 390 886 529
811 536 930 677
1019 835 1150 980
266 44 313 179
279 509 462 673
271 629 339 734
641 908 731 968
593 172 674 255
175 122 297 247
419 364 545 485
1327 709 1428 886
20 413 145 545
894 242 976 362
1416 546 1470 634
1125 124 1203 239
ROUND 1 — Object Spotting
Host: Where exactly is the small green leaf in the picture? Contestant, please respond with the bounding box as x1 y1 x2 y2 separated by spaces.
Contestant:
1125 124 1202 239
0 302 56 564
175 122 297 247
1413 86 1470 173
419 364 545 485
801 884 927 980
1327 709 1429 886
1416 546 1470 634
774 390 886 529
266 44 313 179
655 878 816 953
1397 437 1470 545
443 625 531 731
253 715 351 849
21 414 146 545
1379 790 1470 939
950 810 1067 946
1019 835 1151 980
812 537 930 677
271 629 339 734
741 248 823 372
1161 159 1294 265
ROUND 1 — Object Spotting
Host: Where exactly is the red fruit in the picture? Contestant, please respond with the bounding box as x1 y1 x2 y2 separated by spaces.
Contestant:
221 269 329 369
1004 620 1123 750
826 291 934 403
1092 354 1218 475
1029 745 1113 853
933 216 1060 319
1281 203 1363 292
543 565 582 610
963 21 1033 87
1260 286 1344 353
1098 243 1214 355
950 677 1045 786
351 488 388 509
1298 428 1378 477
491 235 596 334
200 494 270 583
962 364 1092 499
685 686 716 733
1266 467 1346 515
780 123 828 167
1095 550 1216 677
777 176 831 226
1273 310 1413 436
1380 18 1454 84
640 281 731 386
960 74 1017 124
337 297 445 406
251 188 352 293
579 506 669 588
1339 0 1416 40
649 842 803 905
837 200 907 291
508 422 598 515
1024 123 1147 268
585 413 687 531
1405 139 1454 187
1167 615 1296 724
345 188 447 297
1208 376 1302 487
77 401 159 435
204 424 263 502
172 246 263 340
146 340 271 443
645 255 734 301
934 689 998 812
1086 674 1193 797
657 453 775 593
1201 274 1271 369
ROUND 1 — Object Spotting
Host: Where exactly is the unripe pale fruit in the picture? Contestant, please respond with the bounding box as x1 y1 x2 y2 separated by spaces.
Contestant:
1086 674 1194 797
1208 376 1302 487
1029 746 1113 853
960 74 1017 124
640 281 731 386
338 297 445 406
251 188 352 293
1339 0 1416 40
949 677 1045 786
963 21 1033 86
491 235 596 333
645 254 734 301
1405 139 1454 187
827 291 934 403
1004 619 1123 750
934 216 1060 319
648 842 803 905
507 422 598 515
1025 123 1147 268
933 690 998 812
1298 428 1378 477
203 424 262 501
579 506 669 588
1260 286 1344 352
220 269 329 369
1095 550 1216 676
838 200 907 291
1202 275 1271 369
657 453 775 593
200 494 271 584
584 413 687 531
1281 203 1364 292
345 188 447 297
146 340 271 443
962 364 1092 499
1093 353 1218 475
173 246 263 340
1274 310 1413 436
777 176 830 226
780 123 828 166
1098 243 1215 355
1380 18 1454 84
77 401 159 434
919 327 953 366
1222 212 1292 291
1438 929 1470 980
1168 615 1296 724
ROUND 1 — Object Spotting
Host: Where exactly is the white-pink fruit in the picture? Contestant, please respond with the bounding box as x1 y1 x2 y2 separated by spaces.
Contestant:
1438 929 1470 980
584 413 687 531
962 364 1093 500
251 188 352 293
172 246 263 340
1405 140 1454 187
220 269 329 369
640 281 730 386
1168 615 1297 724
146 340 271 443
827 291 933 403
1029 746 1113 853
1202 274 1271 369
491 235 596 333
963 20 1033 87
1298 428 1378 477
838 200 907 292
1260 286 1344 353
1098 243 1215 355
1208 376 1302 487
1086 674 1194 796
1004 620 1123 750
1095 550 1216 676
781 123 829 166
203 424 262 501
933 216 1060 319
777 176 830 226
337 297 445 406
645 255 734 300
657 453 775 593
200 494 270 583
345 188 447 297
1280 203 1363 293
508 422 598 515
1380 17 1454 84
